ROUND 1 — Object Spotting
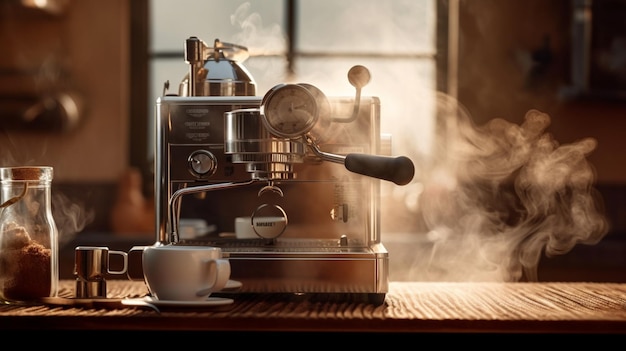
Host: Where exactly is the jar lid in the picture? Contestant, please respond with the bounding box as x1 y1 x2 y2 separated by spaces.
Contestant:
0 166 53 181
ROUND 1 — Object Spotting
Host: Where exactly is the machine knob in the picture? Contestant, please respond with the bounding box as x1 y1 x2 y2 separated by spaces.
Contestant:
188 150 218 177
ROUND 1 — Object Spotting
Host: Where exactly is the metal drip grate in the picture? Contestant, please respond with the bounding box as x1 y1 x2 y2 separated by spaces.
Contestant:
179 238 371 253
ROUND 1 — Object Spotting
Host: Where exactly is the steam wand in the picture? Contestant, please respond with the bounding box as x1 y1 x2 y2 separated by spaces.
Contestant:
168 180 257 243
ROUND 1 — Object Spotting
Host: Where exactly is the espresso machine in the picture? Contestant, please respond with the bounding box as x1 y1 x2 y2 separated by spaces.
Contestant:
155 36 414 304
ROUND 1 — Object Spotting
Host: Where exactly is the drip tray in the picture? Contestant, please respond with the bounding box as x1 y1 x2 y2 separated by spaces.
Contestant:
179 238 375 254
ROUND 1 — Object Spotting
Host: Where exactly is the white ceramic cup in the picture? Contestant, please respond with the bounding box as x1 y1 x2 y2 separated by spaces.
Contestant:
141 245 230 301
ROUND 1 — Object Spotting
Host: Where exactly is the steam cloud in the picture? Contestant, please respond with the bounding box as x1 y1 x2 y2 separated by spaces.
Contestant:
52 191 95 247
222 3 609 282
402 94 608 282
230 2 285 56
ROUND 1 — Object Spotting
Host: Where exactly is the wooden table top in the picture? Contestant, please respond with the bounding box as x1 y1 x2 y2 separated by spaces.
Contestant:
1 279 625 334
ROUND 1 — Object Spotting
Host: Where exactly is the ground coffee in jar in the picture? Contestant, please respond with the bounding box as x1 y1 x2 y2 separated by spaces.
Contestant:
0 166 58 303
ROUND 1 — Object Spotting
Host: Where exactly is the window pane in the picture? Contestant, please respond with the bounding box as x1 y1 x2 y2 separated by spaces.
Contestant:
150 0 285 53
243 56 291 92
149 0 288 105
296 57 437 157
297 0 436 54
294 0 437 158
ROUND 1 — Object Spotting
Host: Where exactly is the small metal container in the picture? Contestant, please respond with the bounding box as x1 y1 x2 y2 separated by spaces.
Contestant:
73 246 128 298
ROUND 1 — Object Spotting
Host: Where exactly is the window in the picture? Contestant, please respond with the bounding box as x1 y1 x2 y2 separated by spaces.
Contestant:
134 0 447 169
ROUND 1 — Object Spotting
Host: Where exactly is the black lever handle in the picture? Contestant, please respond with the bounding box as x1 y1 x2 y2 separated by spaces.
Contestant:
344 154 415 186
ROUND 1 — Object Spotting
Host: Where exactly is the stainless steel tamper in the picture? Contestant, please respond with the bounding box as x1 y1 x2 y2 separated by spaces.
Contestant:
73 246 128 298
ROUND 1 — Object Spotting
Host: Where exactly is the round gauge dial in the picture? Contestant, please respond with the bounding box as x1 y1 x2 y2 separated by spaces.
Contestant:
298 83 331 142
261 84 319 138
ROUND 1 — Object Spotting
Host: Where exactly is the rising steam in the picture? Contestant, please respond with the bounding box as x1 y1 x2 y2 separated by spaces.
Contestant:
222 3 609 282
52 191 95 247
404 93 608 282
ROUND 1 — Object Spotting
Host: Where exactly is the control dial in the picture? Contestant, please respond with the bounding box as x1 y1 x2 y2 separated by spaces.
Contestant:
188 150 217 177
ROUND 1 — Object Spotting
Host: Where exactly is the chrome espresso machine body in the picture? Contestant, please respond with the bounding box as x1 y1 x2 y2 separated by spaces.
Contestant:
155 37 414 304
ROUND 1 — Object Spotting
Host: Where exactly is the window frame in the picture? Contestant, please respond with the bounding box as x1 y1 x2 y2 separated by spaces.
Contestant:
129 0 451 182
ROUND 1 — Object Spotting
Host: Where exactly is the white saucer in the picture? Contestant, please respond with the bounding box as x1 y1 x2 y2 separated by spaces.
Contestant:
223 280 242 291
125 296 234 308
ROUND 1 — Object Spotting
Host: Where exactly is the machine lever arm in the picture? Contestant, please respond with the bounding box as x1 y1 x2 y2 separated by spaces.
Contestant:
305 134 414 185
345 153 414 186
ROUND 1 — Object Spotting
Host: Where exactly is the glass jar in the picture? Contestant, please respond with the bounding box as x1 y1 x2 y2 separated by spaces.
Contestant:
0 166 58 303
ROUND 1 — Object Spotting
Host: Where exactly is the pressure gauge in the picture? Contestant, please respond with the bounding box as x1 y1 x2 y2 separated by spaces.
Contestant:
261 84 319 138
298 83 331 143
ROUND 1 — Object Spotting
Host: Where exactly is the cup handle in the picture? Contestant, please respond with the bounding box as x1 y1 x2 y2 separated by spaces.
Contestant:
196 259 231 297
107 250 128 275
127 245 149 281
213 259 231 292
